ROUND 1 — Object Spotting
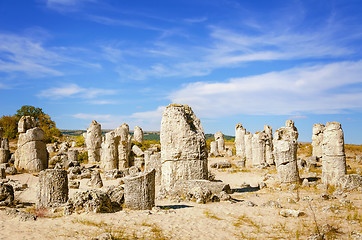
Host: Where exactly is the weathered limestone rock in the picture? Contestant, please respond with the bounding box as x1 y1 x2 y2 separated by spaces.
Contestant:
336 174 362 191
0 183 14 206
115 123 131 169
0 168 5 179
124 169 155 210
273 120 299 183
145 152 162 185
133 157 144 168
67 150 78 163
251 131 267 167
133 126 143 143
225 148 233 157
132 144 144 156
17 116 36 133
210 141 219 157
64 189 112 215
312 123 325 159
170 179 232 198
101 131 118 170
87 171 103 188
160 104 208 191
214 131 225 154
235 123 246 159
264 125 274 165
86 120 102 164
37 169 68 207
15 127 48 172
244 132 253 165
322 122 346 185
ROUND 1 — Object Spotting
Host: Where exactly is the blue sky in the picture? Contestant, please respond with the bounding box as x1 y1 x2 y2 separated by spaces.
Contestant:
1 0 362 144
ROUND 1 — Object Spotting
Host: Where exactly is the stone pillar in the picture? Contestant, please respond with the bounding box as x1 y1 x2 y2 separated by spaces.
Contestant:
124 169 155 210
264 125 274 165
160 104 208 191
86 120 102 164
273 120 299 183
214 131 225 154
133 126 144 143
0 138 10 163
251 131 267 167
37 169 68 207
235 123 246 159
101 131 119 170
115 123 131 169
322 122 346 185
244 132 253 165
15 127 48 172
210 141 219 157
312 123 325 159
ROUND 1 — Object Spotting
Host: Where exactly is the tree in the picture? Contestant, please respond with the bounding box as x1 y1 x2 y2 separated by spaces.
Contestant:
15 105 62 143
0 115 18 139
15 105 44 121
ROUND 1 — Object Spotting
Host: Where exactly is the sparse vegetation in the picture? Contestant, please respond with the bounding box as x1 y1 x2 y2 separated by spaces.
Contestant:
204 210 223 220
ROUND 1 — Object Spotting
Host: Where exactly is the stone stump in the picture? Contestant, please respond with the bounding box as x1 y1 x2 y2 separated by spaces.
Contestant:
37 169 68 207
124 169 155 210
0 138 10 163
133 126 143 143
273 120 299 183
86 120 102 164
312 123 325 160
322 122 346 185
210 141 219 157
235 123 246 159
160 104 208 191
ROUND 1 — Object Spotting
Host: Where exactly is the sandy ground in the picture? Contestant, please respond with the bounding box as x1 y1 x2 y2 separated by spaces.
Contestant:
0 155 361 240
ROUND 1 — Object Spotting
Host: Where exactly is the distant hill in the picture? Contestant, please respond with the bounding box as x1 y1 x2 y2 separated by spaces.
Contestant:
61 130 235 142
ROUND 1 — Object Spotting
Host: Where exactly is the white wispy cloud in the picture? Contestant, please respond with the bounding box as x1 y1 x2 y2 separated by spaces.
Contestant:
38 83 117 99
73 113 112 121
72 106 165 130
169 60 362 117
45 0 96 12
0 32 101 78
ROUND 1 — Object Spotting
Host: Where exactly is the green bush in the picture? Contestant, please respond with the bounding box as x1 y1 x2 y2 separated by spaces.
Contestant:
78 151 88 164
75 135 85 147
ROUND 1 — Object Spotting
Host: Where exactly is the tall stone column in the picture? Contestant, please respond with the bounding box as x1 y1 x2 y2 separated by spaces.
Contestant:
312 123 325 159
15 127 48 172
321 122 346 185
160 104 208 191
235 123 246 159
115 123 131 169
264 125 274 165
101 131 119 170
273 120 299 183
214 131 225 154
86 120 102 164
244 132 253 166
133 126 144 143
251 131 267 167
